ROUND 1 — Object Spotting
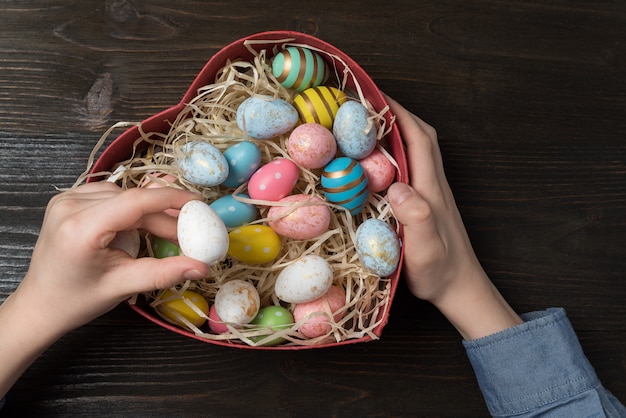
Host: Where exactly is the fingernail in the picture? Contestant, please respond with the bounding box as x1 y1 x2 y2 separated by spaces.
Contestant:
388 182 413 206
183 269 205 280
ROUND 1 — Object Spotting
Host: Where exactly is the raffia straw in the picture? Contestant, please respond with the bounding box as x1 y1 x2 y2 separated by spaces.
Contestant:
81 38 400 347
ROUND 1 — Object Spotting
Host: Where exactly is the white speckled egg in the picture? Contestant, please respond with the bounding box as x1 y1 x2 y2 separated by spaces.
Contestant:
214 280 260 325
274 255 333 304
333 101 377 160
177 141 229 187
109 229 140 258
177 200 229 265
355 219 401 277
236 95 298 140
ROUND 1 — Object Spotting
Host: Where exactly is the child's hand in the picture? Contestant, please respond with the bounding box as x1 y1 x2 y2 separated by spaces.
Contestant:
386 96 522 340
17 182 210 334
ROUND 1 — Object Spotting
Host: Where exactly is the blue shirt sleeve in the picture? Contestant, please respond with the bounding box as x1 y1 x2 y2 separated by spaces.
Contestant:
463 307 626 417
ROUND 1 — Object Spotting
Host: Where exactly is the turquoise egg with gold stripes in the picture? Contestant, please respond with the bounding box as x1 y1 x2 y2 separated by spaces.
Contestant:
321 157 369 215
272 46 329 92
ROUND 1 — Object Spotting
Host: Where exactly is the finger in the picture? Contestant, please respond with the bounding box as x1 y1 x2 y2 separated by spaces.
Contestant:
387 182 446 295
91 187 201 234
111 256 211 296
386 97 440 191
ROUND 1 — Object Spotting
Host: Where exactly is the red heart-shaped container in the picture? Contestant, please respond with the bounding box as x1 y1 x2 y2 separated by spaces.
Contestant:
88 31 407 349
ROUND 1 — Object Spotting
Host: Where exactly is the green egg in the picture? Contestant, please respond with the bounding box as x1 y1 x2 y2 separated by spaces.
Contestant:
250 306 294 346
151 236 180 258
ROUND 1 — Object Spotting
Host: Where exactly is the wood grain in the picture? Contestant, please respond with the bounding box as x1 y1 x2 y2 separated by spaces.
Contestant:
1 0 624 415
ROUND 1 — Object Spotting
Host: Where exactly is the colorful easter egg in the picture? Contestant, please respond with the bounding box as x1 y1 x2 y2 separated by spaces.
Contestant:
268 194 331 240
228 225 282 264
292 86 347 130
272 46 329 92
208 305 230 334
177 200 229 265
248 158 299 201
287 123 337 169
355 218 401 277
156 289 209 329
151 235 180 258
236 95 298 140
250 306 294 346
321 157 369 215
274 255 334 304
333 101 377 159
293 285 346 338
214 280 260 325
209 193 258 228
223 141 262 188
359 148 396 193
177 140 229 187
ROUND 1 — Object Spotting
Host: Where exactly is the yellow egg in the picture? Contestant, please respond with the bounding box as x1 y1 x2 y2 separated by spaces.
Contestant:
292 86 347 130
228 225 281 264
156 289 209 329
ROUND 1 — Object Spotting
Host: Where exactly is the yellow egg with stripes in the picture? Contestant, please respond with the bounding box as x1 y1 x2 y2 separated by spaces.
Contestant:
292 86 348 130
228 225 282 264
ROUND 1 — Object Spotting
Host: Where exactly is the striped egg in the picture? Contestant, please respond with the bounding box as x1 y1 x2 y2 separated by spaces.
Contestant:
321 157 369 215
292 86 347 130
272 46 329 92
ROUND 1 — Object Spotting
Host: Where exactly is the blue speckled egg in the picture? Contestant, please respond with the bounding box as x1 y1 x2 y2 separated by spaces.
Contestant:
321 157 369 215
209 194 258 228
236 95 298 140
272 46 329 92
223 141 261 188
355 219 401 277
333 101 377 160
177 141 228 187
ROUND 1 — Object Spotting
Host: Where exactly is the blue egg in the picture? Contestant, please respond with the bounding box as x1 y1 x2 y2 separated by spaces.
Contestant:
333 101 377 160
177 141 228 187
355 219 401 277
223 141 262 188
209 194 258 228
236 95 298 139
321 157 369 215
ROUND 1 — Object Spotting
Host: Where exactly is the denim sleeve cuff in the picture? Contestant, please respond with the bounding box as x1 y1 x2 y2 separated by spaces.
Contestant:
462 307 602 416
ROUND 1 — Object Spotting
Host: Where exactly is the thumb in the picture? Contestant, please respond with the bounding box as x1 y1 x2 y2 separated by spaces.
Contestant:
114 256 211 296
387 182 442 256
387 182 434 228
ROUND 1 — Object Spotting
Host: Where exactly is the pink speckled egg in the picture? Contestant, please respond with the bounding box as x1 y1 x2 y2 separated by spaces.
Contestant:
140 172 181 216
248 158 299 201
293 286 346 338
208 304 230 334
267 194 331 240
287 123 337 169
359 148 396 193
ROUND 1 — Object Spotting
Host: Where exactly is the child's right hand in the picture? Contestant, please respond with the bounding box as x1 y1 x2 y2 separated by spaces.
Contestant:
385 96 523 340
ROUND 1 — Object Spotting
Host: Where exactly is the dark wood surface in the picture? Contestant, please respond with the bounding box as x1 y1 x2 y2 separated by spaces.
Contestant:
1 1 625 416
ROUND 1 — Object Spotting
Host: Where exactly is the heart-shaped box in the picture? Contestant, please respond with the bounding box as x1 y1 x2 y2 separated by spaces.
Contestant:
88 31 408 349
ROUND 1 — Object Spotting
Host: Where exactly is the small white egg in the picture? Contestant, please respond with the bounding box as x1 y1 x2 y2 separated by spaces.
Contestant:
177 200 229 265
274 255 333 304
214 280 260 325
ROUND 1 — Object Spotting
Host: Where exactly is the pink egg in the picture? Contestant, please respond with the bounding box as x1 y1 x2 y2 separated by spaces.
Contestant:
287 123 337 169
208 304 230 334
248 158 299 201
293 286 346 338
268 194 331 240
141 172 181 217
359 148 396 193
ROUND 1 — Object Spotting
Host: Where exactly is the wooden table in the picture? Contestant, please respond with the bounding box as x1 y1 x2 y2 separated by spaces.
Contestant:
1 1 624 416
